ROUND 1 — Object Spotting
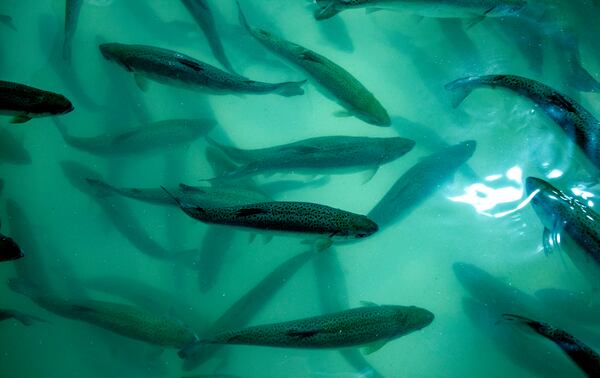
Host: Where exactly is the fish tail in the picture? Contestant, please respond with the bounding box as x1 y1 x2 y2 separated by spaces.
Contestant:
313 1 342 20
444 77 477 108
274 79 307 97
236 1 251 33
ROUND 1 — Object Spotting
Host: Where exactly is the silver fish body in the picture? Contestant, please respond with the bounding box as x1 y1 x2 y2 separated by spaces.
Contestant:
56 118 214 156
191 305 433 350
99 43 305 97
170 197 378 240
0 80 73 123
313 0 526 20
445 74 600 169
238 4 390 126
208 136 415 180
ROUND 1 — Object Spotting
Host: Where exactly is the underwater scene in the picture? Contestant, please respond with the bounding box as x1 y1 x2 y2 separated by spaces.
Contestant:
2 0 600 377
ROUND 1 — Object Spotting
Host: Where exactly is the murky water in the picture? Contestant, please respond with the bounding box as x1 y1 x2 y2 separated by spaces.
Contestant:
2 1 600 377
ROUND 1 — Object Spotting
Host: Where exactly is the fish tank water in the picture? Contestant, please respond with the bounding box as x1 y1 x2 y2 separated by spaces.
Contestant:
1 0 600 377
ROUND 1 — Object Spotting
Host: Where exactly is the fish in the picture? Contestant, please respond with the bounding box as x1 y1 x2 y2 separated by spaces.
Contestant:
60 161 198 266
0 308 45 326
0 14 16 31
83 275 208 332
181 0 236 73
206 136 415 182
237 3 390 126
165 190 379 244
55 118 214 156
85 179 270 208
0 128 32 165
445 74 600 169
0 80 73 123
312 0 526 21
0 220 24 262
453 263 584 377
525 177 600 289
63 0 83 61
368 140 476 229
98 43 305 96
503 314 600 378
181 304 433 353
8 278 198 348
181 249 317 369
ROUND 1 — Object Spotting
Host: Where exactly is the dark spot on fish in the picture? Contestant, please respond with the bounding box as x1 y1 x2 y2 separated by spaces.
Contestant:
177 57 205 72
131 189 142 194
236 208 266 217
286 329 321 338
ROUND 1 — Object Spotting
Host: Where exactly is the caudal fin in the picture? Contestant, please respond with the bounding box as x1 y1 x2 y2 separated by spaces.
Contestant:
275 80 307 97
444 78 476 108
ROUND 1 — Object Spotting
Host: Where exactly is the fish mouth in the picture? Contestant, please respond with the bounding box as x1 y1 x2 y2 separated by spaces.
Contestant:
525 177 544 196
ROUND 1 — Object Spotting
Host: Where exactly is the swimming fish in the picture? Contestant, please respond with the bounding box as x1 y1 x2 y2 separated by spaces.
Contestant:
99 43 305 96
526 177 600 289
166 191 379 243
0 308 44 326
181 249 317 369
86 179 270 208
0 80 73 123
312 0 526 21
63 0 83 61
60 161 197 266
181 0 235 73
237 3 390 126
206 136 415 181
0 219 24 262
0 128 32 165
55 118 214 156
180 304 433 354
503 314 600 378
9 278 197 349
0 14 16 31
445 74 600 169
369 140 476 229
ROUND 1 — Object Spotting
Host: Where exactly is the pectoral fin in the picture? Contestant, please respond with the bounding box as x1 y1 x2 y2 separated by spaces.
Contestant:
361 167 379 184
10 115 31 124
361 339 388 355
134 74 149 92
334 110 352 118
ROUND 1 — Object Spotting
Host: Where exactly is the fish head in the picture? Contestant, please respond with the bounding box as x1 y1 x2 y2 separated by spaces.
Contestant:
43 93 73 115
525 177 570 231
357 104 391 127
393 306 434 334
346 215 378 239
486 1 527 17
0 235 24 262
384 137 416 159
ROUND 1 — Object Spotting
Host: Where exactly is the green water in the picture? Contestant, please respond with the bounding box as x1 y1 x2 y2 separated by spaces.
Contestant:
2 0 600 377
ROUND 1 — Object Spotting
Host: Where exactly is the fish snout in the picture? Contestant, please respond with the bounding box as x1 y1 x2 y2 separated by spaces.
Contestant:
525 177 545 197
354 217 378 239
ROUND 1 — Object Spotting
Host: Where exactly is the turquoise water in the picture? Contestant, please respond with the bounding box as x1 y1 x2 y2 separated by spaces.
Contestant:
2 0 600 377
